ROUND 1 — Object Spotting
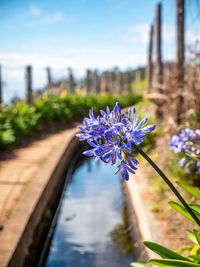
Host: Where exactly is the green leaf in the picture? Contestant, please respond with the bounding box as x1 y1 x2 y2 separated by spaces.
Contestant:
149 259 200 267
193 230 200 245
186 154 200 163
168 201 200 227
144 241 191 262
191 244 200 256
130 263 151 267
176 181 200 200
186 230 198 244
188 255 200 262
190 204 200 215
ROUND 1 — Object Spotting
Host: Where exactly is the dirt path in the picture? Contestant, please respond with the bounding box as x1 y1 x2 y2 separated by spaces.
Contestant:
0 125 78 228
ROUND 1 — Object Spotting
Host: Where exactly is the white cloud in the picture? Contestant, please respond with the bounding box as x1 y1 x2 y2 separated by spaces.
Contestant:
0 52 67 69
121 23 176 46
121 23 200 48
30 4 42 16
0 50 145 74
40 12 65 24
29 11 74 25
121 23 149 45
186 30 200 45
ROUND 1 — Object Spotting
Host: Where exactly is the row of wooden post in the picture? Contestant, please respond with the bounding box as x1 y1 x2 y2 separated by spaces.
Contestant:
146 0 185 94
0 65 52 105
0 65 143 104
84 70 134 95
85 69 142 95
0 65 66 104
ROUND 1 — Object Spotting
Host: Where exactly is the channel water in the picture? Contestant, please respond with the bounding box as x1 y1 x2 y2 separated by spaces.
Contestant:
42 153 134 267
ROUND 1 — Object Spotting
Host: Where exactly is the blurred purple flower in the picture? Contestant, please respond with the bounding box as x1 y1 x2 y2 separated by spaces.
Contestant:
179 158 187 167
169 127 200 175
169 135 185 153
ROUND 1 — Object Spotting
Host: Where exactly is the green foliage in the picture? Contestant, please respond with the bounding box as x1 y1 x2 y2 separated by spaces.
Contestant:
34 92 141 123
0 101 40 147
143 241 191 262
131 263 150 267
187 155 200 164
186 109 200 130
131 79 147 94
140 128 161 153
148 204 164 212
132 182 200 267
133 100 161 153
167 151 200 185
0 92 142 148
187 230 200 245
176 181 200 200
168 201 200 227
149 259 200 267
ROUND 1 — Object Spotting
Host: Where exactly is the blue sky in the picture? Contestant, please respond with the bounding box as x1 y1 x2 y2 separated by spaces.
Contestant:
0 0 200 101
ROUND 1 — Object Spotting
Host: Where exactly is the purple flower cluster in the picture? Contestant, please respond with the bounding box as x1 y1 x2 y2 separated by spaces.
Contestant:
76 102 156 180
169 128 200 174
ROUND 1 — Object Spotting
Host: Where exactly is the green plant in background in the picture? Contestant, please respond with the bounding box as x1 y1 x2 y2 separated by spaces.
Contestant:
131 181 200 267
34 92 142 122
0 92 142 148
169 128 200 185
186 109 200 131
133 99 161 153
0 101 40 147
131 79 147 95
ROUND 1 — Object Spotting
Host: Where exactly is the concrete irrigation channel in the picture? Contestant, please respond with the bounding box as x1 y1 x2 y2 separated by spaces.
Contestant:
0 125 164 266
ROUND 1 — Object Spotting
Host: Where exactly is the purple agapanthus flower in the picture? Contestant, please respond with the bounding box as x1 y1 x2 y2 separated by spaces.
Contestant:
76 102 156 180
169 135 185 153
169 127 200 175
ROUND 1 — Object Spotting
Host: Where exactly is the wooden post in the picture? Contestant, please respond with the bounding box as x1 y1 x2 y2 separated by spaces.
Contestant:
147 24 154 92
127 72 132 94
176 0 185 124
26 65 32 104
135 70 141 93
117 71 123 94
0 65 2 104
156 3 163 92
46 67 53 93
93 70 100 94
86 70 91 93
110 71 116 94
104 72 109 93
107 72 110 94
123 72 129 94
107 71 112 94
68 68 74 93
177 0 184 76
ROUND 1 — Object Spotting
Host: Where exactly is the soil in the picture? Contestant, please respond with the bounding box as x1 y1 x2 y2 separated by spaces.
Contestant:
142 125 195 253
0 118 80 162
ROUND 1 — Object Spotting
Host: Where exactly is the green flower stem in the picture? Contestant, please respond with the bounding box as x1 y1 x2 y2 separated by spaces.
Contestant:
132 143 200 228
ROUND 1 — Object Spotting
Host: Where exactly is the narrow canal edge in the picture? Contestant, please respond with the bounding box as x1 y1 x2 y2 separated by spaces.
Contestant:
0 127 79 267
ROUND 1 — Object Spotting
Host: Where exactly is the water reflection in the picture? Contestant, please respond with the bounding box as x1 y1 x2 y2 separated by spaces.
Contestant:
110 204 135 257
45 157 133 267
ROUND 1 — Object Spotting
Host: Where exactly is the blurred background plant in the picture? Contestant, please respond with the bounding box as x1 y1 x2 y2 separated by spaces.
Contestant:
168 128 200 185
0 92 142 148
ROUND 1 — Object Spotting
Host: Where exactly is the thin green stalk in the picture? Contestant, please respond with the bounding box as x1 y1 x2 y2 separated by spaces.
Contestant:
132 143 200 228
